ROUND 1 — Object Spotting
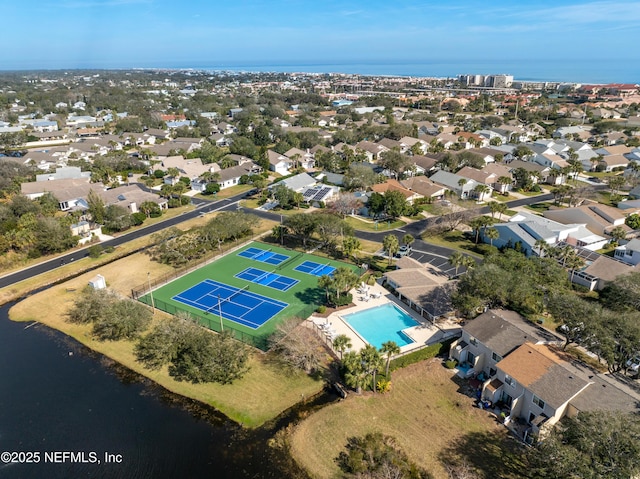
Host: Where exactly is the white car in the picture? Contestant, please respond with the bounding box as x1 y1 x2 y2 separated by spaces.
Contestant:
397 245 412 257
627 355 640 373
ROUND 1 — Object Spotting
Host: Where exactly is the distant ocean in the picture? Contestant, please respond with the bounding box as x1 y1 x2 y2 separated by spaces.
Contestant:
186 59 639 84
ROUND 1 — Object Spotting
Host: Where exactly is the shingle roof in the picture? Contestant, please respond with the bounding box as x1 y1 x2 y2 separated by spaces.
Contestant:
463 309 561 357
497 344 591 410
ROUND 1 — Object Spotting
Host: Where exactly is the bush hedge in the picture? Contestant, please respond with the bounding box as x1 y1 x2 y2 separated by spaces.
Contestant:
389 338 456 371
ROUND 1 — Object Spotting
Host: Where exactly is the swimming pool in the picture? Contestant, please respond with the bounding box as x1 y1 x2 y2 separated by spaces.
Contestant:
343 303 419 349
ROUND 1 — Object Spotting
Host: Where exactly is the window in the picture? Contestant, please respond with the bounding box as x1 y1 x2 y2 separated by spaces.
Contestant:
532 395 545 409
469 337 477 346
489 368 497 377
504 375 514 387
492 352 502 362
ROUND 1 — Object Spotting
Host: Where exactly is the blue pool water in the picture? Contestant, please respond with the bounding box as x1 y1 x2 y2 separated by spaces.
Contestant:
344 303 419 349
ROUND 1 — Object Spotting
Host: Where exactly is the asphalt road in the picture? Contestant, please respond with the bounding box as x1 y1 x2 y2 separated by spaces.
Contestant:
0 185 605 289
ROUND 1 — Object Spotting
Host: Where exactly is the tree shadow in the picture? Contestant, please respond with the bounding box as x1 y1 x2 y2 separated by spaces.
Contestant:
438 430 528 479
294 287 325 306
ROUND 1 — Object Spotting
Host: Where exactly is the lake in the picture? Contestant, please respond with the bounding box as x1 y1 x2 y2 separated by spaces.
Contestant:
0 302 318 479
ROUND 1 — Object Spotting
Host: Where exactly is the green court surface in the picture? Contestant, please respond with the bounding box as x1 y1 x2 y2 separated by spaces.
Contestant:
139 242 360 350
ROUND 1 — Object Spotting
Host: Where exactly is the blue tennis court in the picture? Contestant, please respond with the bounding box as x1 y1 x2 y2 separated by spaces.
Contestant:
237 247 289 265
172 279 288 329
294 260 336 277
235 267 299 291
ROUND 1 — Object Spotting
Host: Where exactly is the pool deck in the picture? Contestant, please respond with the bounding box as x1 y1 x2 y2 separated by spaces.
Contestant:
310 281 461 356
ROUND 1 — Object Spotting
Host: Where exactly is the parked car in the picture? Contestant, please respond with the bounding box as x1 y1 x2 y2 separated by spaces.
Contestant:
397 245 412 257
627 354 640 373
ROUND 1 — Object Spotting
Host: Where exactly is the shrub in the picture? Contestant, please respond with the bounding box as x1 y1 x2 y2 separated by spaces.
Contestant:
377 379 392 393
316 305 327 314
389 338 455 371
444 359 457 369
131 212 146 226
87 244 103 259
104 246 115 254
328 292 353 307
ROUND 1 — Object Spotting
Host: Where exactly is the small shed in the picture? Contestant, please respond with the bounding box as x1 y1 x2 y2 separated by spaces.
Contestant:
88 274 106 290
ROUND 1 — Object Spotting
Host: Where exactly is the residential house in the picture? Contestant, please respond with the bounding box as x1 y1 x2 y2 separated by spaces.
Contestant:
614 238 640 265
529 154 568 184
596 144 633 157
377 138 402 152
267 150 293 175
506 160 550 184
482 343 593 440
355 140 389 162
270 172 317 193
466 147 506 164
435 132 463 149
370 179 422 204
400 136 429 154
483 162 514 194
411 155 438 175
597 154 629 172
486 211 607 255
98 184 168 213
566 246 636 291
553 125 590 140
429 170 480 199
215 161 262 190
449 309 561 379
36 166 91 182
21 178 104 210
400 176 447 200
543 203 628 237
284 147 315 170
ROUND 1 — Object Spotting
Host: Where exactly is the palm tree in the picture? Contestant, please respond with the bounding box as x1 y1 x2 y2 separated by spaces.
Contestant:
343 351 368 394
342 236 361 262
461 255 476 272
331 267 359 300
317 274 334 302
360 345 384 394
380 341 401 377
333 335 352 361
534 238 548 257
448 251 464 276
497 176 512 194
609 225 627 246
293 191 304 209
566 253 585 283
468 216 491 244
473 184 491 202
383 234 399 265
402 233 414 248
485 227 499 247
457 178 467 198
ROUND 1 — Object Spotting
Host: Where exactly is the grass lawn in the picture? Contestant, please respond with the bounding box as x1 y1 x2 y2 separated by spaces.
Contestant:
139 241 361 350
524 202 553 213
343 216 406 232
194 184 254 200
9 249 325 428
289 359 525 479
490 193 515 202
421 230 482 257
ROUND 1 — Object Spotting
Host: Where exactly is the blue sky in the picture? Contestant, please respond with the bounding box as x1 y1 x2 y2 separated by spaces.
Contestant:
3 0 640 80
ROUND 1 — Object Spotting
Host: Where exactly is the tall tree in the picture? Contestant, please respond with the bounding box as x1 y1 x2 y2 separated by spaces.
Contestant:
333 334 352 361
383 234 399 265
526 411 640 479
380 340 401 376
